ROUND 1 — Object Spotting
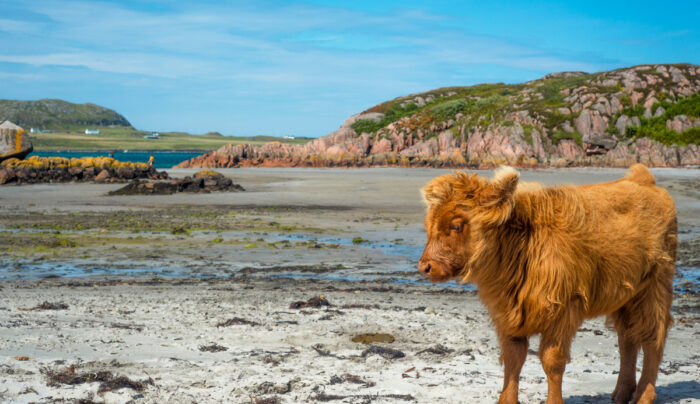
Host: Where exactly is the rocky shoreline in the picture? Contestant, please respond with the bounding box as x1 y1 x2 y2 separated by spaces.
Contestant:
174 138 700 169
0 156 168 185
177 64 700 169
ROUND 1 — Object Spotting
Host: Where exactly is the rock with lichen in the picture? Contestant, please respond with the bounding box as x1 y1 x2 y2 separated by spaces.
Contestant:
0 156 168 185
0 121 33 163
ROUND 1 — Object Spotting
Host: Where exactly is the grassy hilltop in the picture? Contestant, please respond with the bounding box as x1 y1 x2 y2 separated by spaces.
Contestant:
351 65 699 147
0 99 130 129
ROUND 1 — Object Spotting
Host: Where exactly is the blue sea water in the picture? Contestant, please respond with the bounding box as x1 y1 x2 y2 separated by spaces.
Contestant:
1 226 696 294
31 151 204 169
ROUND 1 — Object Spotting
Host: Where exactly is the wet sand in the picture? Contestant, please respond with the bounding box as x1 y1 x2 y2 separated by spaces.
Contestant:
0 167 698 403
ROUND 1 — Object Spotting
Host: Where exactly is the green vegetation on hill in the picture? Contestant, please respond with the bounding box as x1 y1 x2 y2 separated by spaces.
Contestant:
430 99 468 119
622 93 700 145
352 84 521 136
351 65 699 147
352 83 523 137
352 102 420 134
552 130 583 146
0 99 130 129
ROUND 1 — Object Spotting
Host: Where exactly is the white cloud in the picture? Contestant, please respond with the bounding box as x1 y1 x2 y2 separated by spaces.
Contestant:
0 52 213 78
0 71 45 80
2 0 601 80
0 17 44 34
1 0 630 135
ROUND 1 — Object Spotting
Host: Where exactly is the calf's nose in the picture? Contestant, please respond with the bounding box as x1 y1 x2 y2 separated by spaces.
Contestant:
418 261 431 274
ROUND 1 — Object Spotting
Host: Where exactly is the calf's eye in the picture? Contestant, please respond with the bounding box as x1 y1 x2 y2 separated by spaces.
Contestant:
450 223 462 232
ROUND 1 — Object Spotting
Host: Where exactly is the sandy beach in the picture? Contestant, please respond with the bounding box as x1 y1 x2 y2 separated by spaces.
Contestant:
1 167 698 403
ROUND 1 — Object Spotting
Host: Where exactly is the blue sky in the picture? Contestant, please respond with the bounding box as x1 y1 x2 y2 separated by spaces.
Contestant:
0 1 698 136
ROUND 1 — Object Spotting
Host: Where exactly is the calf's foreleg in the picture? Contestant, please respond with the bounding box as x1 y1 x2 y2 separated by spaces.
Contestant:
539 324 578 404
497 334 528 404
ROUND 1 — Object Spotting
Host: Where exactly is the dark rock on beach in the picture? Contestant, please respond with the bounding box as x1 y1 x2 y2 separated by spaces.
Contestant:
108 170 243 195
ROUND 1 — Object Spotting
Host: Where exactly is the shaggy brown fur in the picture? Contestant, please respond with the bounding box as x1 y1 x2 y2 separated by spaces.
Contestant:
419 164 676 404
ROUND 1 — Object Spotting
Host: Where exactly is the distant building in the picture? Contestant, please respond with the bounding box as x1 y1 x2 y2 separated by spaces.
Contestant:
144 132 160 139
85 129 100 135
283 135 295 139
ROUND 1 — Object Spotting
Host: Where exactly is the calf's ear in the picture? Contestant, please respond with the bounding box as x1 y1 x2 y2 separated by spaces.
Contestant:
421 173 457 207
490 166 520 198
478 166 520 225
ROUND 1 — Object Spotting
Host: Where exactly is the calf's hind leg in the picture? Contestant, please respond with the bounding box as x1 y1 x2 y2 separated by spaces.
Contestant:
609 311 640 404
615 264 673 404
632 294 673 404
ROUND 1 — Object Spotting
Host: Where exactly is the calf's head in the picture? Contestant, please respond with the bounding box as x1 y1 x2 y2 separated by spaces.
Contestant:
418 167 520 282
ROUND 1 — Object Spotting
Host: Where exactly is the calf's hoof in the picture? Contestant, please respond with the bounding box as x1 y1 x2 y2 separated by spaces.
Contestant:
497 392 518 404
631 384 656 404
611 383 635 404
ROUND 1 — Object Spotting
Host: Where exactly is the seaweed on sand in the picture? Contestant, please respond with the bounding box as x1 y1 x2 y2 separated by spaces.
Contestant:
17 301 68 311
312 393 415 402
250 397 281 404
360 345 405 359
216 317 261 327
289 296 331 309
329 373 376 387
416 344 455 356
199 344 228 352
41 365 153 393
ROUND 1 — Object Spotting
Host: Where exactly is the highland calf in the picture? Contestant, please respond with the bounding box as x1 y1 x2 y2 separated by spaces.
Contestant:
419 164 676 404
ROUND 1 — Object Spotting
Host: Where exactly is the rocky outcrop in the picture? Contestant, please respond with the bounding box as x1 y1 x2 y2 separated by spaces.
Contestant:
177 64 700 169
0 121 32 162
0 156 168 185
615 115 641 137
108 170 243 195
666 115 700 132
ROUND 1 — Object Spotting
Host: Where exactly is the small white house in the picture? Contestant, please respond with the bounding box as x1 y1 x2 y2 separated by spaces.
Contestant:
85 129 100 135
144 132 160 139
